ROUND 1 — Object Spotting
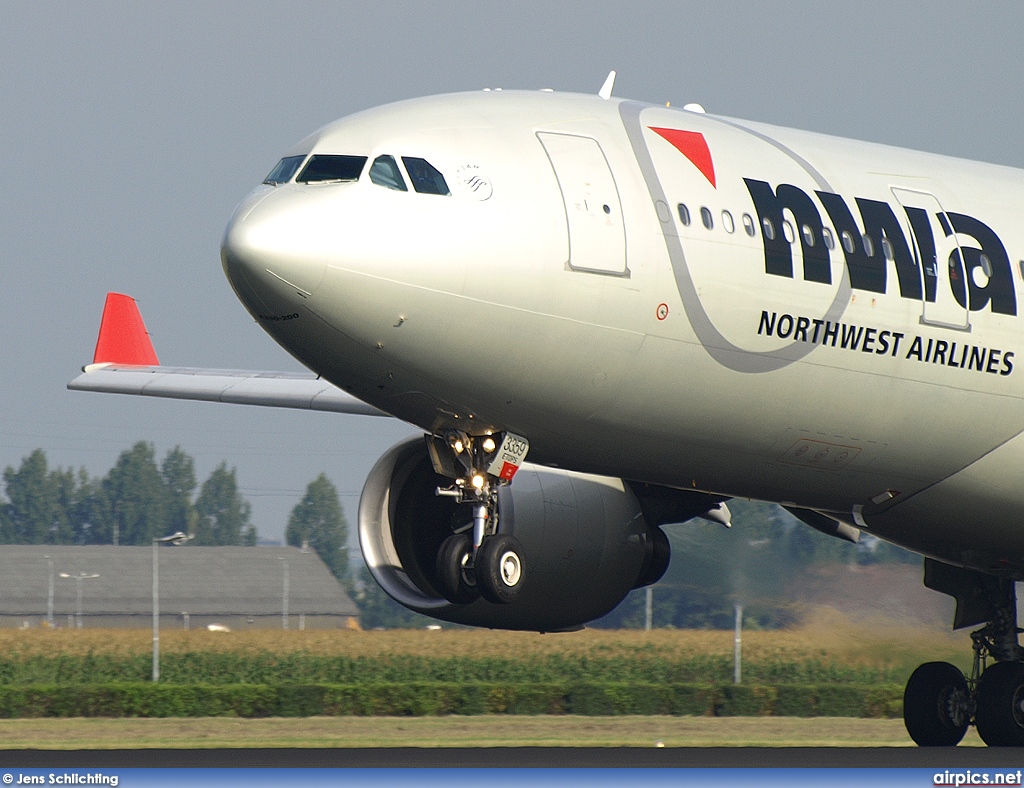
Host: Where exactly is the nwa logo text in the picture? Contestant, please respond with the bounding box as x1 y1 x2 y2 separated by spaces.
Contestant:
744 179 1017 317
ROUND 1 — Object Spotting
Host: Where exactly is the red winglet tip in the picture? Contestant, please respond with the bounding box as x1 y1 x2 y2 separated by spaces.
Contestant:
92 293 160 366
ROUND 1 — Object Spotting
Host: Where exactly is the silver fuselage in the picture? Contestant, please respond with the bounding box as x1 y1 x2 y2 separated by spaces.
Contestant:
221 90 1024 575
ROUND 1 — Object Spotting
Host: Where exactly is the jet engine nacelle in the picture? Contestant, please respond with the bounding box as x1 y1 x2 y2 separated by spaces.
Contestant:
358 437 668 631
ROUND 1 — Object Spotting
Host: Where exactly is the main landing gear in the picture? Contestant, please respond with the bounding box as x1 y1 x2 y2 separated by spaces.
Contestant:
904 567 1024 746
429 431 529 605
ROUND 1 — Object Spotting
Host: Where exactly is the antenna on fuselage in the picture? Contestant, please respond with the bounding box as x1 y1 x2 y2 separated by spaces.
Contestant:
598 70 616 100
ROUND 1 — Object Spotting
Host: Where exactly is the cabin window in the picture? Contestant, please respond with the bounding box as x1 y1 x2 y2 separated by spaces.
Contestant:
263 155 306 185
801 224 815 247
368 155 408 191
841 231 855 254
722 211 735 233
762 217 776 241
782 221 795 244
862 234 875 257
742 213 756 237
677 203 691 226
297 155 367 183
881 237 894 261
973 254 993 288
402 157 451 195
701 206 714 229
822 227 835 250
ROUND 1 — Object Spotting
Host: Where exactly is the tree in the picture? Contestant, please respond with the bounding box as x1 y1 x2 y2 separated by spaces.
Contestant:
194 463 255 546
286 473 348 580
1 449 71 544
352 565 437 629
102 441 168 545
66 468 107 545
0 444 262 547
49 466 79 545
161 446 197 537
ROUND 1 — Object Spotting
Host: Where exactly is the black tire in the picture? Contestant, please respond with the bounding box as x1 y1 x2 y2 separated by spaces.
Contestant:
476 534 525 604
903 661 970 746
435 534 480 604
976 661 1024 746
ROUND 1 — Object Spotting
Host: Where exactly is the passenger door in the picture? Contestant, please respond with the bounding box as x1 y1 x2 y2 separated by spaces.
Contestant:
891 187 970 331
537 132 628 276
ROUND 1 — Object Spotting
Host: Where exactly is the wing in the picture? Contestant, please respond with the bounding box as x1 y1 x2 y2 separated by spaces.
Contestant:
67 293 388 417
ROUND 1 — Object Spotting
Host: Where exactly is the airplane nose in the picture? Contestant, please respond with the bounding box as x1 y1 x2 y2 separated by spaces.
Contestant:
221 187 329 300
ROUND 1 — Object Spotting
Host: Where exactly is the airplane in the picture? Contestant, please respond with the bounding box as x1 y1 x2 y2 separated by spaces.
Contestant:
69 73 1024 746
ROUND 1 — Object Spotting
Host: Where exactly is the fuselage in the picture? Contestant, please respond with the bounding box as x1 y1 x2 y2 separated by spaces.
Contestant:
221 90 1024 576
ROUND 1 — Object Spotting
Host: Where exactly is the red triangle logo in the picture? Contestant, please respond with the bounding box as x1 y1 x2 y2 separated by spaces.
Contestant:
649 127 716 188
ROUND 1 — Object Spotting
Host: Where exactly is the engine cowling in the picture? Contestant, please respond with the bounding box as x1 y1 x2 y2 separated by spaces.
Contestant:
358 436 668 631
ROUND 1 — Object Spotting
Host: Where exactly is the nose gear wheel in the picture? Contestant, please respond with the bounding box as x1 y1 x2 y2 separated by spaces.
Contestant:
436 533 480 604
476 534 525 604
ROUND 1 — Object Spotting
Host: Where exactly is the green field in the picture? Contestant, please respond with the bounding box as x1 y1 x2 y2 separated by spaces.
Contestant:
0 611 968 684
0 616 973 746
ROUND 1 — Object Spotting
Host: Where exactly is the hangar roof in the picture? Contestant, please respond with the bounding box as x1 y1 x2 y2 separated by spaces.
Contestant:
0 545 357 618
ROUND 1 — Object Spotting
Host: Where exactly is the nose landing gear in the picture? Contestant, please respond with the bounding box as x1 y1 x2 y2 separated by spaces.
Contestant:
428 431 529 605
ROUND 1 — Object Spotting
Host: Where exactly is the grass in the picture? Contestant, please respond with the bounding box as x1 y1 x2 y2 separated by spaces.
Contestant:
0 613 974 748
0 716 985 749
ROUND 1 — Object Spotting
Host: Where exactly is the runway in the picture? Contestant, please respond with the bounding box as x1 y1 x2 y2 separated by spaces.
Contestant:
0 747 1020 768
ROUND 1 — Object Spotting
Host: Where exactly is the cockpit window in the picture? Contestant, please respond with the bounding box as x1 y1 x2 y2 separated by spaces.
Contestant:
263 155 306 185
369 155 408 191
402 157 451 195
296 155 367 183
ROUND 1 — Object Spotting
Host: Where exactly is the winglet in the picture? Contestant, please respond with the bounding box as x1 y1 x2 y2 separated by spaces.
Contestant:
89 292 159 368
598 70 616 100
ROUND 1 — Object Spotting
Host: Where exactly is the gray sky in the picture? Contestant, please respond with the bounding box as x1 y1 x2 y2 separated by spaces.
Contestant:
1 1 1022 545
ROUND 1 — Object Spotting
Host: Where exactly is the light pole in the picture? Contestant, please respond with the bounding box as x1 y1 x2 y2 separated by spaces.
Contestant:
279 557 289 630
44 555 53 628
153 531 193 681
734 602 744 685
730 538 767 685
58 572 99 629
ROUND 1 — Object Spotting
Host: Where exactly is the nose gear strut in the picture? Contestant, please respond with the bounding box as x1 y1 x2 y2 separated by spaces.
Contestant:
428 431 529 604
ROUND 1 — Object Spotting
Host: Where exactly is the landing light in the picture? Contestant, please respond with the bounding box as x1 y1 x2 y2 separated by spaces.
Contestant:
448 432 467 455
471 474 485 490
482 437 497 454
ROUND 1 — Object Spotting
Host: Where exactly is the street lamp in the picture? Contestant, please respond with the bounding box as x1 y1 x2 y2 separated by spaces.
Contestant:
279 556 289 631
153 531 193 681
58 571 99 629
44 555 53 628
